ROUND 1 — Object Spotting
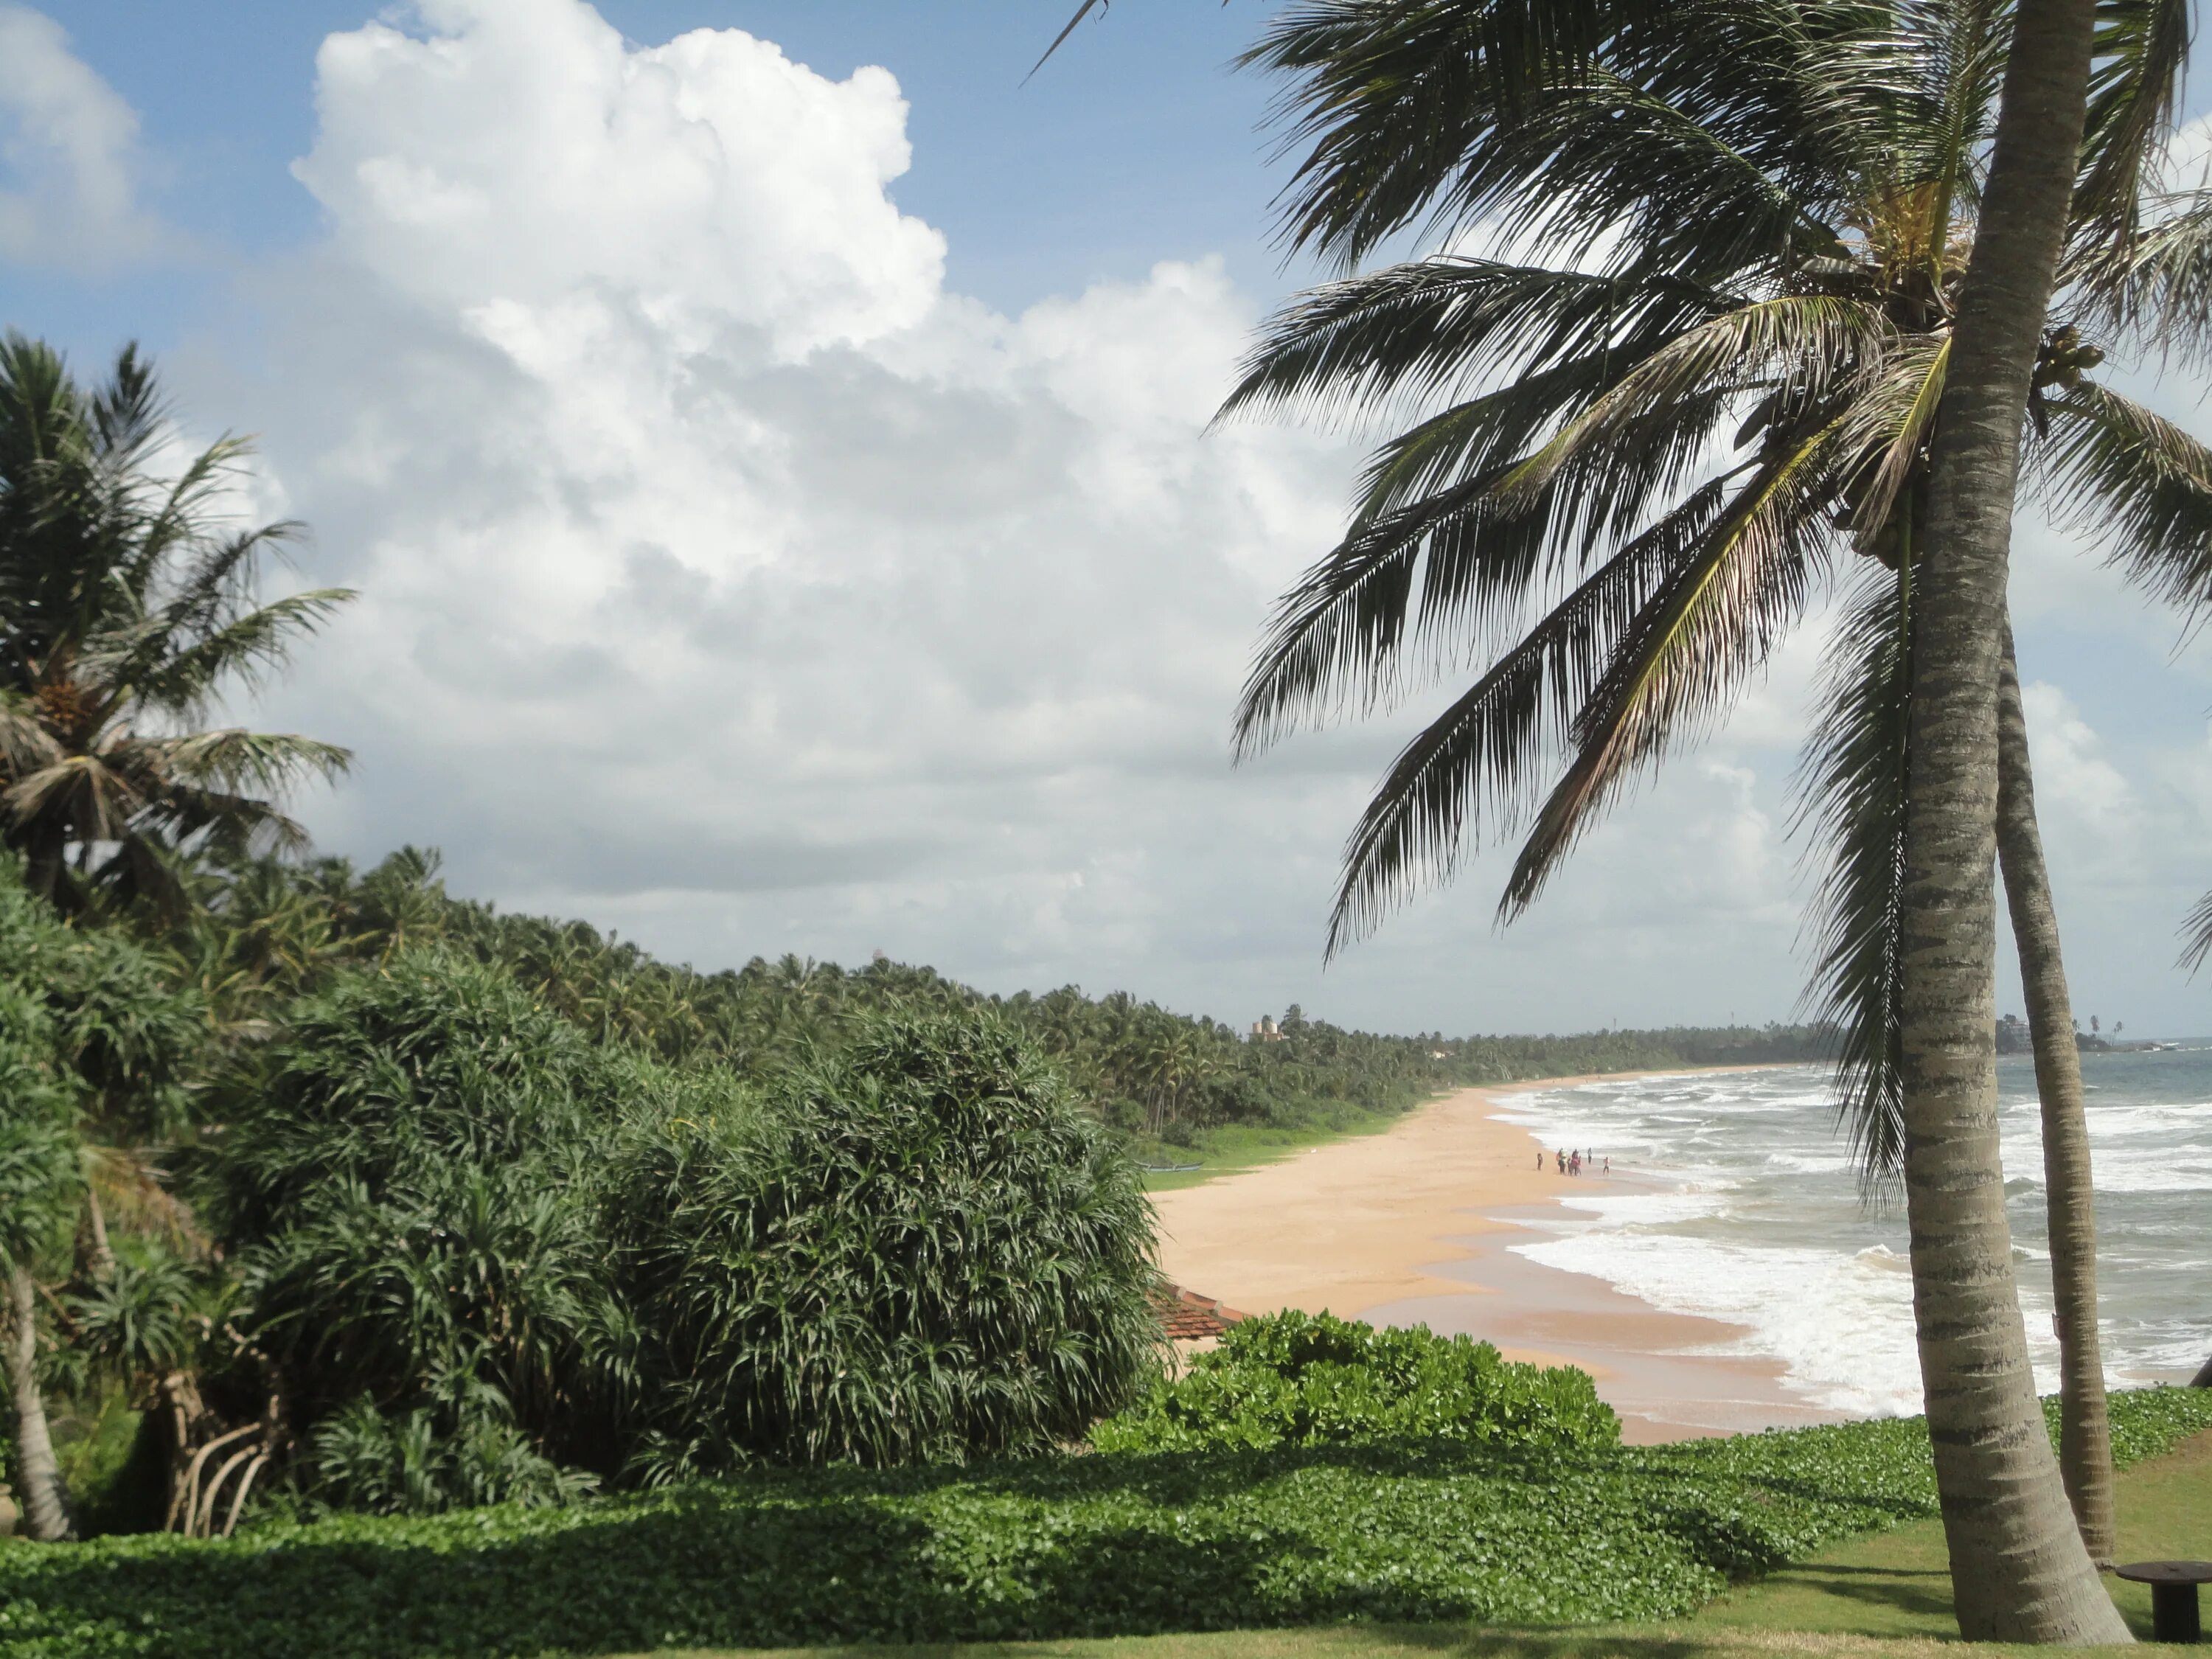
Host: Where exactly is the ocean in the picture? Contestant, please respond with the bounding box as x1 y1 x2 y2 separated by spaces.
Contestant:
1491 1051 2212 1419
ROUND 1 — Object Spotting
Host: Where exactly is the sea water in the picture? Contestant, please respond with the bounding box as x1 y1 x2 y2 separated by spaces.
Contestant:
1492 1051 2212 1418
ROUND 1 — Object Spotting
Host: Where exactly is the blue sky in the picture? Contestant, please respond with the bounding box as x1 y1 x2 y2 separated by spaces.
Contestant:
7 0 2212 1039
15 3 1301 352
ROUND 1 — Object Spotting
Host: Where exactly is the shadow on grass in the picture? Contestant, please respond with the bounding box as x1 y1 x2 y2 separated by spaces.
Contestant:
1717 1561 1955 1624
0 1438 1944 1659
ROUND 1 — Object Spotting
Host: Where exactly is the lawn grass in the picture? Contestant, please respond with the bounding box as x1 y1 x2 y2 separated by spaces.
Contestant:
619 1427 2212 1659
1138 1111 1405 1192
1696 1422 2211 1643
4 1397 2202 1658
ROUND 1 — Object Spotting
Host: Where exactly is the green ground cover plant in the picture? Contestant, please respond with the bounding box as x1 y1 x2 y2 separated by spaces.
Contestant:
4 1387 2205 1658
1093 1312 1618 1454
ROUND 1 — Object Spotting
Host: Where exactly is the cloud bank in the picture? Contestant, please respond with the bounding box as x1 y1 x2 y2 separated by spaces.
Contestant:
86 0 2207 1033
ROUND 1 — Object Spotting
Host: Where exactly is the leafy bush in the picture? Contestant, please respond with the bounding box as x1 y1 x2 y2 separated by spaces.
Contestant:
608 1009 1163 1476
1093 1310 1618 1454
1 1385 2205 1657
304 1396 599 1517
214 975 1161 1508
218 951 636 1507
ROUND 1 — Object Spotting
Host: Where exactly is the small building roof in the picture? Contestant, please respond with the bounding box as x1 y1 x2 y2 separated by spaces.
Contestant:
1155 1284 1248 1341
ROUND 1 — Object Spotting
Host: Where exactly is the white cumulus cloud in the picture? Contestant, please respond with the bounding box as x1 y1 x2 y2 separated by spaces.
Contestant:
0 4 167 269
161 0 2185 1032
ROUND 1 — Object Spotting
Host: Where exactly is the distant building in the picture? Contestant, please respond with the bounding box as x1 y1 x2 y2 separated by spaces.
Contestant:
1249 1015 1284 1042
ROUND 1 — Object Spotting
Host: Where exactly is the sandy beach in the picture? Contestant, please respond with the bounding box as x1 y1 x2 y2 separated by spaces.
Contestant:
1150 1072 1841 1444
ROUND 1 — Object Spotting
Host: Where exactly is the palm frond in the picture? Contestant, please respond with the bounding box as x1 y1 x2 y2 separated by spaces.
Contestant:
1320 477 1739 955
2076 0 2193 243
131 729 353 799
2 751 142 843
1839 334 1950 541
1793 559 1913 1192
1217 257 1733 430
1496 416 1843 918
0 689 63 773
122 587 356 720
1495 295 1887 509
1243 0 1848 274
2065 189 2212 365
2178 888 2212 971
1234 369 1745 760
2034 380 2212 611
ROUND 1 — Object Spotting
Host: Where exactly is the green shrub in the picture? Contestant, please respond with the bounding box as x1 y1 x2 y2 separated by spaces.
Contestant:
608 1009 1164 1476
1093 1309 1619 1454
215 975 1161 1507
1 1385 2205 1656
216 950 641 1508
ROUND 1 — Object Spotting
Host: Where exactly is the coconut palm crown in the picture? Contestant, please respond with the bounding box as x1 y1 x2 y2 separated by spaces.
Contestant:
0 335 353 914
1227 0 2211 1167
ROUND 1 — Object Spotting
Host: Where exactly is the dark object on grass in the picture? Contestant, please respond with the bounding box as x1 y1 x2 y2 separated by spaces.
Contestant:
2115 1560 2212 1643
2191 1352 2212 1388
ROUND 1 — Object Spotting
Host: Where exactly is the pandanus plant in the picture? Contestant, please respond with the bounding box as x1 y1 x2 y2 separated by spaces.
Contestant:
1225 0 2211 1571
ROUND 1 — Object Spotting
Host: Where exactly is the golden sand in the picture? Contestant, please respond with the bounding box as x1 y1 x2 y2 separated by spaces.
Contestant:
1150 1073 1841 1442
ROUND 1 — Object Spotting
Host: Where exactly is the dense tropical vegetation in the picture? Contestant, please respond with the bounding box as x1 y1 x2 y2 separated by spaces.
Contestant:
0 827 1840 1538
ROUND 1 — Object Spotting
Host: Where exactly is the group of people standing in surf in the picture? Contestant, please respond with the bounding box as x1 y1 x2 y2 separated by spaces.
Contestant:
1541 1147 1607 1177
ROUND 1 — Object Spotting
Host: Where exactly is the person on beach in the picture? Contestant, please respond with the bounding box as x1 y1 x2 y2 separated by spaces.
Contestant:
1536 1150 1545 1171
1555 1149 1565 1175
1569 1151 1581 1177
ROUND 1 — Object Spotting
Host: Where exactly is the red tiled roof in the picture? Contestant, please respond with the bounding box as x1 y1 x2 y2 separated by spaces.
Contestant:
1155 1284 1248 1340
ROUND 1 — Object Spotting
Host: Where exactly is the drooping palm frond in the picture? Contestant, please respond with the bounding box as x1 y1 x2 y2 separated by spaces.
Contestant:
1498 417 1842 917
2177 888 2212 970
139 729 352 801
1794 559 1913 1194
2075 0 2194 243
1321 477 1739 953
2065 189 2212 365
2035 380 2212 611
1231 343 1755 760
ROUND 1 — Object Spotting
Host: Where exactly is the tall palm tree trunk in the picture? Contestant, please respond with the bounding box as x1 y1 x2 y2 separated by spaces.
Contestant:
1996 626 2117 1566
1897 0 2128 1641
4 1262 74 1542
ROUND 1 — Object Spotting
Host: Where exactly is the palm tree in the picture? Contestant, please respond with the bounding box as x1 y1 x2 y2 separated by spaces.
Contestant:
1894 0 2123 1634
0 335 353 917
1224 1 2199 1632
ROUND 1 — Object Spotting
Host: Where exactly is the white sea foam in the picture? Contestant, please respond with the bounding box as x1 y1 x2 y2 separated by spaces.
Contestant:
1512 1229 1928 1417
1492 1056 2212 1411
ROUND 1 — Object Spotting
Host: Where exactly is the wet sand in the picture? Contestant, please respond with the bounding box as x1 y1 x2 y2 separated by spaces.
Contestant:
1150 1072 1839 1444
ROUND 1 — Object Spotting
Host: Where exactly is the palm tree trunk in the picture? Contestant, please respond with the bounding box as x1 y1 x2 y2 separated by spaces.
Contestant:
1896 0 2128 1640
4 1263 74 1542
1995 627 2118 1566
81 1183 116 1281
